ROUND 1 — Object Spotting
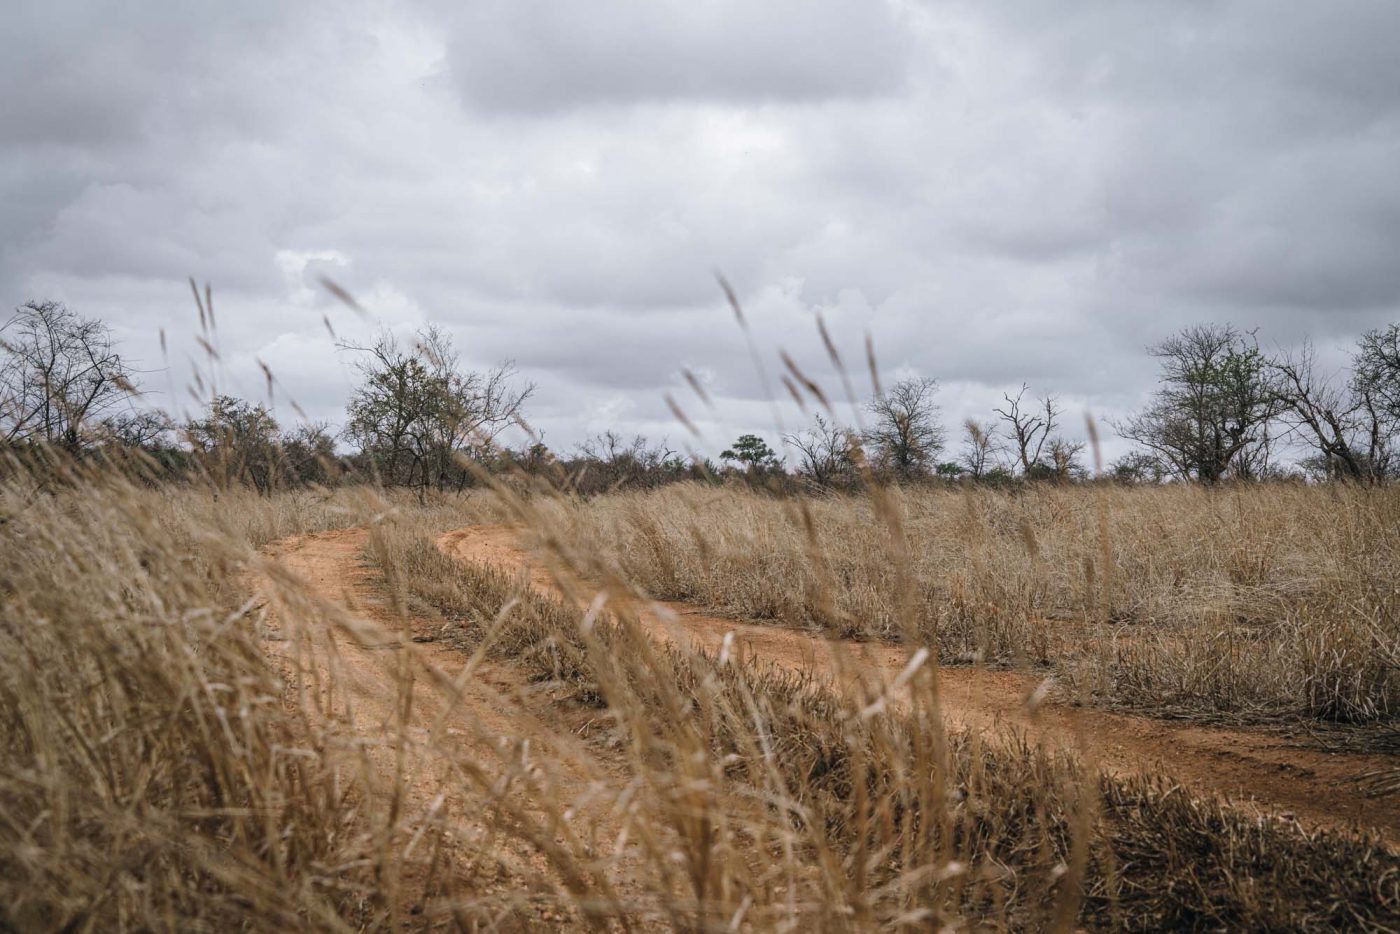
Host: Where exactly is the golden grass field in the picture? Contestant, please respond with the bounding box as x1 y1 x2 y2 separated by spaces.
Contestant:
542 483 1400 725
3 466 1399 930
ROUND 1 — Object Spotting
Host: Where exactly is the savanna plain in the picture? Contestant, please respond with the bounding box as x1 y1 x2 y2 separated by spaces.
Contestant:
4 459 1399 931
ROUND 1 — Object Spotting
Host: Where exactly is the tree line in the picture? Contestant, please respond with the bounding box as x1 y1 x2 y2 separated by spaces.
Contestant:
3 299 1398 493
781 322 1400 487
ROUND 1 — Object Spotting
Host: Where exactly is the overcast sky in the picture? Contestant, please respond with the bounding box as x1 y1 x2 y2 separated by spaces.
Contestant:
3 0 1398 462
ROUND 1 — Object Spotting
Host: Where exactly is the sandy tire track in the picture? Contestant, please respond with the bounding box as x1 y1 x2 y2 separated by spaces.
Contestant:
440 523 1400 844
253 527 661 927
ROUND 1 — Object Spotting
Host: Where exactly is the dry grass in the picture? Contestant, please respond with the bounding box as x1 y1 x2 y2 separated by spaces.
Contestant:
4 459 1399 930
542 483 1400 725
368 510 1400 930
0 477 377 928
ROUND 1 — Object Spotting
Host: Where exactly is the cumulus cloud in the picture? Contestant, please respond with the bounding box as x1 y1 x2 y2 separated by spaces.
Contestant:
1 0 1397 462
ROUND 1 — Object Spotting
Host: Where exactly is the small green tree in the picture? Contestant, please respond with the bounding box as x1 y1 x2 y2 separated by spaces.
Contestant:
341 327 532 496
185 395 281 493
1110 451 1168 485
281 423 340 486
934 461 964 480
1113 325 1276 483
721 434 780 474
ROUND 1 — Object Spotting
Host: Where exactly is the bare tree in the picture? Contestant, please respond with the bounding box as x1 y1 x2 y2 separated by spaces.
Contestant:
864 376 945 480
1269 340 1396 483
0 301 137 453
785 415 857 488
570 431 681 492
1046 437 1087 483
994 385 1057 476
342 327 533 495
959 418 1000 481
97 410 172 451
1112 324 1276 483
1355 323 1400 423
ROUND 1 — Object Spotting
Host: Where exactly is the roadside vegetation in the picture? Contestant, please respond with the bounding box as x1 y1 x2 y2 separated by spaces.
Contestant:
0 470 378 928
3 291 1400 928
5 453 1400 928
360 492 1400 929
542 482 1400 728
4 297 1400 496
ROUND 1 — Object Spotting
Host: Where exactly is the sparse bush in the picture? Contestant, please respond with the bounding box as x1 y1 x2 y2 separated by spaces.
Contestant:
0 474 382 929
546 482 1400 723
369 510 1400 930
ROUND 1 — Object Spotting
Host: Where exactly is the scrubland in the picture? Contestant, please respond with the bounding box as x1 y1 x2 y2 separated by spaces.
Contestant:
3 467 1398 930
0 478 368 928
542 483 1400 728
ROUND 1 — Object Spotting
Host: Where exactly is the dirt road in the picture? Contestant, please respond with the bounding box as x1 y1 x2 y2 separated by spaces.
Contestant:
255 528 660 926
439 524 1400 843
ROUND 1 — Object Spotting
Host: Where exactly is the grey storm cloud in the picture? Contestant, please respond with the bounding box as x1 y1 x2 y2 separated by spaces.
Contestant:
439 0 913 113
1 0 1398 459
